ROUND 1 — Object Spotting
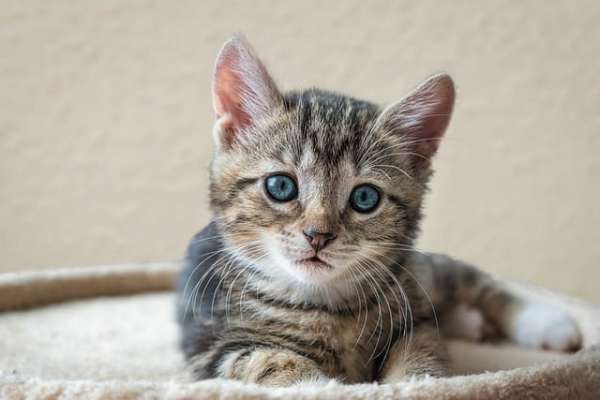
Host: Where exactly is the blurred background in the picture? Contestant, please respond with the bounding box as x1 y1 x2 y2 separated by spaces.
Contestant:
1 1 599 302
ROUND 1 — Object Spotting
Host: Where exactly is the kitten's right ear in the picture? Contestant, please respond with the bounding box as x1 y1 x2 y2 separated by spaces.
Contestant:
212 35 283 149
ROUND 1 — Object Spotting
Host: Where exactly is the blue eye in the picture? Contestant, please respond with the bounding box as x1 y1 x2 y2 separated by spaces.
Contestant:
350 184 380 213
265 174 298 202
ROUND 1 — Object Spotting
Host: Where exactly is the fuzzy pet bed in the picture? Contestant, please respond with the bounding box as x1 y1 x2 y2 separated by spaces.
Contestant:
1 262 599 399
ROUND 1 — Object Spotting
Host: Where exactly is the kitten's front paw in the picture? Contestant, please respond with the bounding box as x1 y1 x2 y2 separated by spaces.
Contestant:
510 304 582 352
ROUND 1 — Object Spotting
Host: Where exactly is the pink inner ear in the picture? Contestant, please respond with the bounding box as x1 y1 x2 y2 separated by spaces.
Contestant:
412 102 451 157
213 52 252 130
211 37 283 148
389 74 455 161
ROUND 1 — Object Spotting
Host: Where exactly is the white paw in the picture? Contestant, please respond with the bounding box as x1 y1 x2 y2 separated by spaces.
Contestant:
509 304 582 352
441 304 488 341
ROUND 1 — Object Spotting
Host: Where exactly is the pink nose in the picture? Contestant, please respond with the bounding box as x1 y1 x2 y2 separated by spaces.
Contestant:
302 228 337 252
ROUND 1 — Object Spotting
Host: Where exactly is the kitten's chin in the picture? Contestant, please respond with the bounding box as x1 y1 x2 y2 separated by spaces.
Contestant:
267 251 341 286
291 258 338 284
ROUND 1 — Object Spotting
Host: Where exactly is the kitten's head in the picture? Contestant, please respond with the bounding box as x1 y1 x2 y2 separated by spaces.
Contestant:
209 36 454 290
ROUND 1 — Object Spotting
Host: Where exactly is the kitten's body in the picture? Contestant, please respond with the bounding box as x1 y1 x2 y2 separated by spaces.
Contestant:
178 223 434 382
176 36 582 386
177 223 529 383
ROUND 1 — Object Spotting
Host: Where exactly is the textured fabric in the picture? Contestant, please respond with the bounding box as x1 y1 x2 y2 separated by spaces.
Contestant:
0 263 599 399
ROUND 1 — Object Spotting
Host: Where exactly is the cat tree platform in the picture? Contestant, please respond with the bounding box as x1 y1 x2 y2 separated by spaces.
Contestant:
1 262 599 399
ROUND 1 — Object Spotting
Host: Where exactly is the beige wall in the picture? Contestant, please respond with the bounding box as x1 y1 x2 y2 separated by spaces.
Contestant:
1 1 599 302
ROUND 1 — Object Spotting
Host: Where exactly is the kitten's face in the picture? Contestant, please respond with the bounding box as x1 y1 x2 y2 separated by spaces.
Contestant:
212 93 424 286
208 36 454 290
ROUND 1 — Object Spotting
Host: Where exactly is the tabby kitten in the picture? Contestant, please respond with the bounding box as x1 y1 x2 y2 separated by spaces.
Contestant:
176 36 582 386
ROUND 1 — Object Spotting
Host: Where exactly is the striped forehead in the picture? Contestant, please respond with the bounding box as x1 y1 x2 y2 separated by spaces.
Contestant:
254 89 398 191
282 89 381 168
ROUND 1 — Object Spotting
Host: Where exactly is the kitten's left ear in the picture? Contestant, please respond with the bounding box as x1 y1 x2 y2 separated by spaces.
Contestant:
376 74 455 163
212 35 283 149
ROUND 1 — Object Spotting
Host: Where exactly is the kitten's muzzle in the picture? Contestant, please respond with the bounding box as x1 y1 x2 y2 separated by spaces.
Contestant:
302 228 337 253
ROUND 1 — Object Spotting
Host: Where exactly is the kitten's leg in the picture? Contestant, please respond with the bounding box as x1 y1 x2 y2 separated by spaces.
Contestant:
380 325 448 383
407 253 582 352
192 346 327 387
440 303 497 342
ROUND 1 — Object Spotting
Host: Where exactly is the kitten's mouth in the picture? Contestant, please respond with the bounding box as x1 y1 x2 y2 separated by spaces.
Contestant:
295 256 333 269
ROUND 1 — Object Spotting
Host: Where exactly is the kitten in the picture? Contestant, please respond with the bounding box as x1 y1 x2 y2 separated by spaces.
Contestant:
176 35 582 386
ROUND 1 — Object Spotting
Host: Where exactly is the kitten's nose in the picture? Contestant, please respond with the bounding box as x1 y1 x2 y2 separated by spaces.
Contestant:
302 228 336 252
